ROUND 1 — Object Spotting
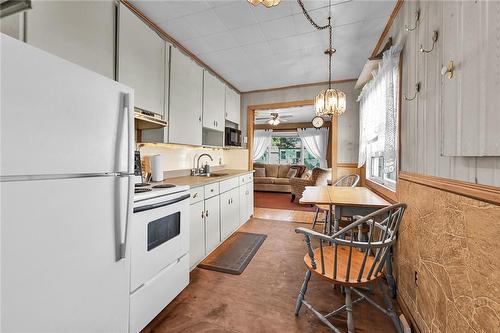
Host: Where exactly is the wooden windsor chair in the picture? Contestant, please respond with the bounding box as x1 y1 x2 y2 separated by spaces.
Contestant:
311 174 360 233
295 203 407 333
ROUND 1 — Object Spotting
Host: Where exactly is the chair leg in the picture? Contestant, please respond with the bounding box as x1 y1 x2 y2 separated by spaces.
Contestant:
379 280 403 333
323 210 328 234
345 287 355 333
295 270 311 316
291 193 296 202
312 208 320 230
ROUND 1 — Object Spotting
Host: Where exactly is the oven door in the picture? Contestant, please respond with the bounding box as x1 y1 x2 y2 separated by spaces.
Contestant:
130 192 190 292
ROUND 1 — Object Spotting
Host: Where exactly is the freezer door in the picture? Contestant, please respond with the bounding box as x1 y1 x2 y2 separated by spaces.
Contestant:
0 34 134 176
1 176 131 333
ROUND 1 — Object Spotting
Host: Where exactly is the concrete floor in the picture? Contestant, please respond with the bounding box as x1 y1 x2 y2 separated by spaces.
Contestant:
142 217 399 333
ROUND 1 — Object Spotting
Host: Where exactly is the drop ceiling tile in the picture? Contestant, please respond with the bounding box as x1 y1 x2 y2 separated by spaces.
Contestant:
331 1 370 27
241 41 274 57
260 16 297 40
292 11 325 34
159 17 200 42
181 36 213 55
205 0 233 9
213 1 257 29
298 30 328 49
184 9 228 37
250 1 293 23
131 1 210 22
202 31 239 52
366 0 396 19
230 24 267 46
269 35 302 53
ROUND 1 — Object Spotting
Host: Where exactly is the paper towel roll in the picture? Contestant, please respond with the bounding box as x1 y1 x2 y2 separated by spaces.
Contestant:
151 154 164 182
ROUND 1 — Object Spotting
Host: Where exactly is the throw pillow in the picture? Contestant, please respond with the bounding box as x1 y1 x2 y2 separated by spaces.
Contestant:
254 167 265 177
286 168 297 178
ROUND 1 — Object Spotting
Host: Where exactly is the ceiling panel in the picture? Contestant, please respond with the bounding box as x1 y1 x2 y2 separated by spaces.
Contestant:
130 0 396 92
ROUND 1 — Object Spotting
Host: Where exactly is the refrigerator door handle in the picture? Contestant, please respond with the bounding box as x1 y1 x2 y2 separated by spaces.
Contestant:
124 93 134 175
117 174 133 261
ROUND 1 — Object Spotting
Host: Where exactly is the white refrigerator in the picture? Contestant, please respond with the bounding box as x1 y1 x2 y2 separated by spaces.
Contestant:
1 34 134 332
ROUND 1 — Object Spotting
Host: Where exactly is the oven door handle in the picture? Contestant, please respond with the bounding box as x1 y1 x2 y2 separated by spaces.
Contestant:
133 193 190 213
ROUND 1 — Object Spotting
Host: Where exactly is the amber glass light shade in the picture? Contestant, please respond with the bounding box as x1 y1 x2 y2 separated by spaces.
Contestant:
314 88 346 117
248 0 281 8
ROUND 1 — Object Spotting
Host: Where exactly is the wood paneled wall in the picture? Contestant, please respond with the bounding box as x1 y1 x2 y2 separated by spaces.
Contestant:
389 0 500 187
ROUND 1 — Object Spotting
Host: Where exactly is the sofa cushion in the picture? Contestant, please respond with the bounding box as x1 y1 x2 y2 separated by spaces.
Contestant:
254 167 265 177
286 168 297 178
265 164 279 178
274 178 290 185
291 165 307 178
278 165 291 178
254 177 275 184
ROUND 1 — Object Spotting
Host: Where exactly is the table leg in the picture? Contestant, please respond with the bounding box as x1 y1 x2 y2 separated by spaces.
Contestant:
334 205 341 234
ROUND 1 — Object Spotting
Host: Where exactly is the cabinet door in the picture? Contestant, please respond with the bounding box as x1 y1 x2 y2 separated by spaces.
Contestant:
203 71 225 131
118 4 165 115
247 182 254 220
25 0 115 78
230 188 240 232
189 201 205 268
225 86 240 125
169 47 203 145
239 184 248 225
205 195 220 254
220 189 239 240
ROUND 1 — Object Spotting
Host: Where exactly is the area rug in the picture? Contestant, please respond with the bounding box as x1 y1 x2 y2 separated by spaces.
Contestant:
254 191 316 212
198 232 267 275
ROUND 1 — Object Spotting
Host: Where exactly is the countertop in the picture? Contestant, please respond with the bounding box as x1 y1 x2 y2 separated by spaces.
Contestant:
153 169 254 188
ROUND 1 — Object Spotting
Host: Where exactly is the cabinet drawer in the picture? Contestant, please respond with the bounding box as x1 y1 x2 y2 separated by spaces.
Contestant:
247 173 253 182
239 173 253 185
204 182 219 199
130 255 189 333
189 187 204 204
219 177 239 193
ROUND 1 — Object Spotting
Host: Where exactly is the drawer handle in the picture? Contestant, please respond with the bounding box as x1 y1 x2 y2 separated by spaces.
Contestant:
193 193 198 198
205 210 209 218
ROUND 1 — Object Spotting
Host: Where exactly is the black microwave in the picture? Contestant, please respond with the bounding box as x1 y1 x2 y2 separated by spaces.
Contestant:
225 127 241 147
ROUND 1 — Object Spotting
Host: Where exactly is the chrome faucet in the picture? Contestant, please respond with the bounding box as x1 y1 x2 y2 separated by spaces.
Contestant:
191 153 213 176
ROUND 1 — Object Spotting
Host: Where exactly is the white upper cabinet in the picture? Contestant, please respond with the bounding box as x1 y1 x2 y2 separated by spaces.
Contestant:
225 86 241 126
169 47 203 145
441 1 500 156
24 0 115 79
118 4 165 116
203 71 225 131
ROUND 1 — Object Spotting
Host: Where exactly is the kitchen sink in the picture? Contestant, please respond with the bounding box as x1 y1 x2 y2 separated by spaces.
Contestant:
196 173 229 177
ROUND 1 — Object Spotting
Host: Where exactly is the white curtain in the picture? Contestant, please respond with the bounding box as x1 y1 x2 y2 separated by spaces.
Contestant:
357 45 402 168
297 128 329 168
253 130 272 161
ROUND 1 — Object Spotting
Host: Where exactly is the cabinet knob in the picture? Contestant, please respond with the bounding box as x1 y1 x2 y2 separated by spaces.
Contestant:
199 116 202 122
193 193 198 198
201 211 205 219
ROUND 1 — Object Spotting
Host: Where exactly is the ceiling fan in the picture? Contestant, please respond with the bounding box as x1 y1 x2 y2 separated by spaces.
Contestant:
255 112 292 126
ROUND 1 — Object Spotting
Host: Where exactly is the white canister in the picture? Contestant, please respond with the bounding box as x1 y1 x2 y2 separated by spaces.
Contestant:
151 154 164 182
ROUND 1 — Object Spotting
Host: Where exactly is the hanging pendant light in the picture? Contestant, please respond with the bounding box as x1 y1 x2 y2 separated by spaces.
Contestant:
297 0 346 117
314 19 346 117
248 0 281 8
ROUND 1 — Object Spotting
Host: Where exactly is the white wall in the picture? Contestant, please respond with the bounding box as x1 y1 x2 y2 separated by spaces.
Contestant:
241 81 360 164
139 144 248 172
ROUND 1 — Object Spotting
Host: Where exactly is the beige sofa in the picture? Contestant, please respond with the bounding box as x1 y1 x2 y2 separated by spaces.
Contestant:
253 163 306 193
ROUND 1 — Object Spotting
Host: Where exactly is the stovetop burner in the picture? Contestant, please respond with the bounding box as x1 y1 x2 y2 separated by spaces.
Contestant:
135 183 151 188
134 188 152 193
152 184 176 189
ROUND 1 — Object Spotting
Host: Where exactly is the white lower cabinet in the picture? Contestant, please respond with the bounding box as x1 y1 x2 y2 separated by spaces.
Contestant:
205 195 220 254
189 201 205 268
188 174 252 269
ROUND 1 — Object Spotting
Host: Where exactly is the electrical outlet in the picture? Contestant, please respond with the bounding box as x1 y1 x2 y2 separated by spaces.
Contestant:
414 271 418 287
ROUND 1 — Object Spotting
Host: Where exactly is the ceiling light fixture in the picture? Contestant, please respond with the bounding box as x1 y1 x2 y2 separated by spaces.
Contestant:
248 0 281 8
297 0 346 118
267 113 281 126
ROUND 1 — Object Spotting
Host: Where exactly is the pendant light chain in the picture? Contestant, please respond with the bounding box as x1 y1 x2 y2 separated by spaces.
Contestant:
297 0 347 118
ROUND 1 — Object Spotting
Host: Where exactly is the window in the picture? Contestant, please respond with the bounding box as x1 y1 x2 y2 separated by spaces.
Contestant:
358 46 401 191
253 132 321 169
